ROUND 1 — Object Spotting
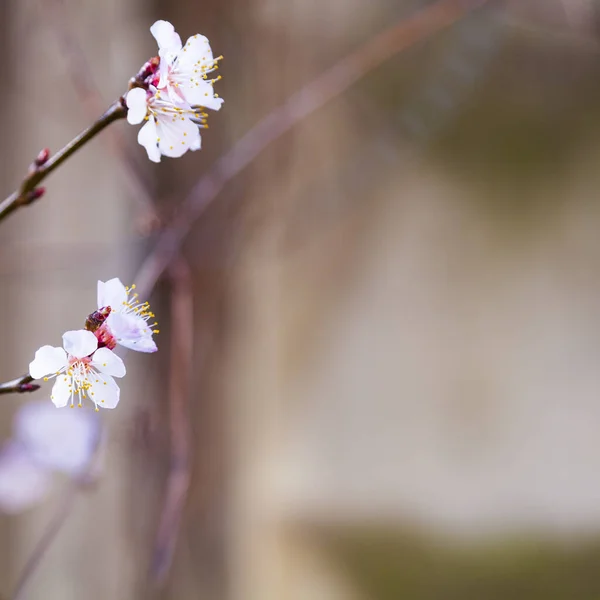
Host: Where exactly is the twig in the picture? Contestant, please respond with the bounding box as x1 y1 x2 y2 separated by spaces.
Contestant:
150 256 193 585
133 0 491 298
0 100 127 225
0 375 39 395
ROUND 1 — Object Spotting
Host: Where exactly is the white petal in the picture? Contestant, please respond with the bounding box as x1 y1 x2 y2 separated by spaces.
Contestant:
156 113 200 158
14 401 99 475
178 34 214 70
29 346 67 379
167 82 187 107
88 373 120 409
150 20 182 52
157 48 177 89
137 118 161 163
107 312 158 353
91 348 126 378
51 374 72 408
62 330 98 359
180 81 224 111
0 443 51 513
125 88 149 125
97 278 128 311
190 134 202 151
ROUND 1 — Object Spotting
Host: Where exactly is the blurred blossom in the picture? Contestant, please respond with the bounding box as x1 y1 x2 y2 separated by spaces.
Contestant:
14 401 100 475
29 330 125 410
0 402 100 513
96 279 158 353
0 443 50 514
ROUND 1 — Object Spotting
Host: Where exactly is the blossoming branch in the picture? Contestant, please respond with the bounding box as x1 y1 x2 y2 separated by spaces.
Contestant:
0 19 223 223
28 279 158 410
0 20 224 408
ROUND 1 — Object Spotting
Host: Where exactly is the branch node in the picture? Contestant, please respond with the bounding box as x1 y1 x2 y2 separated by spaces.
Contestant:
22 187 46 207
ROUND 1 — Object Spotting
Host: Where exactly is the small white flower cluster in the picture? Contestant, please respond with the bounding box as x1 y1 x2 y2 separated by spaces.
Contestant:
126 20 224 162
28 279 158 411
0 401 99 512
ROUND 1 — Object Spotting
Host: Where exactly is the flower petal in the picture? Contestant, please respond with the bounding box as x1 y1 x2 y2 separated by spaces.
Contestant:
179 34 214 71
62 330 98 359
180 80 224 112
88 373 120 409
97 278 128 311
190 134 202 152
50 375 72 408
150 20 182 52
156 113 200 158
14 401 99 475
29 346 67 379
91 347 126 378
0 443 51 513
126 88 149 125
137 118 161 163
107 312 158 353
116 335 158 353
157 48 175 89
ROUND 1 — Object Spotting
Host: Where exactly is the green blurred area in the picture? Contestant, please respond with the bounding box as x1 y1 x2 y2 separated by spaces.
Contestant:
324 528 600 599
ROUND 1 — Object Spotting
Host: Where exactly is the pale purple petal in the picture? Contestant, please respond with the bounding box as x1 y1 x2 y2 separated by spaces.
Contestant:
62 330 98 359
0 443 51 513
107 312 157 353
91 348 126 378
14 401 99 475
97 278 128 310
29 346 67 379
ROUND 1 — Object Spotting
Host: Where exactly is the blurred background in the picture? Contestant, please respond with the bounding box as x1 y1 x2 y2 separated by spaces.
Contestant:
3 0 600 598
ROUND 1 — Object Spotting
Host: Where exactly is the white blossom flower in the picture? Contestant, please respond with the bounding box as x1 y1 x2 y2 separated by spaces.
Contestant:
126 86 204 162
150 19 224 112
29 330 125 410
96 278 158 353
0 401 100 513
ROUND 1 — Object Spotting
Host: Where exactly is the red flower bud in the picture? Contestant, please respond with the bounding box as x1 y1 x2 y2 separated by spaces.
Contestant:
34 148 50 167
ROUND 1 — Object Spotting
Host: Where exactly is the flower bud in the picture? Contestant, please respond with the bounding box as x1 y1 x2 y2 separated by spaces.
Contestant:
34 148 50 167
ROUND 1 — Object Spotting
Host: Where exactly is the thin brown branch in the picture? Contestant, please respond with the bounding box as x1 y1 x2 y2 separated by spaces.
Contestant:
133 0 491 297
0 375 39 395
150 256 194 585
0 100 127 225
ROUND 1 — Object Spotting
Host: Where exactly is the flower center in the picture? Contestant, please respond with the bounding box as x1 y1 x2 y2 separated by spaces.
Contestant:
149 91 210 128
